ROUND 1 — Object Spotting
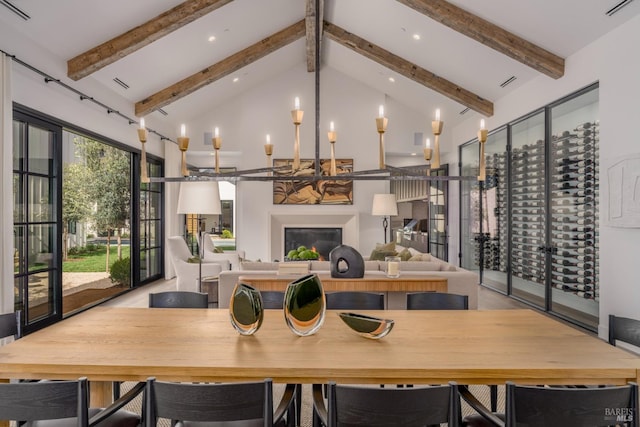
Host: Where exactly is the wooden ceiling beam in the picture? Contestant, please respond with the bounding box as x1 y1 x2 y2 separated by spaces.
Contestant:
395 0 564 79
305 0 324 72
67 0 233 81
324 21 494 117
135 20 306 117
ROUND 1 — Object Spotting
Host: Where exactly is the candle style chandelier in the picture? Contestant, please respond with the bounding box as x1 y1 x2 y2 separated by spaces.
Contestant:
137 97 486 184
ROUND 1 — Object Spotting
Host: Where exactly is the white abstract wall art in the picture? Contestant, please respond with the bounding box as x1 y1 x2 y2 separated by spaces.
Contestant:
606 154 640 227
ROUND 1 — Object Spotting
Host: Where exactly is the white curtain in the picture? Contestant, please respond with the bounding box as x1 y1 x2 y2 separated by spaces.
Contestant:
0 53 13 313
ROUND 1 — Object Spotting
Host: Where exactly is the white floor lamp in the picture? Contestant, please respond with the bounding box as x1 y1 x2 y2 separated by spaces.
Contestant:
177 181 222 291
371 193 398 244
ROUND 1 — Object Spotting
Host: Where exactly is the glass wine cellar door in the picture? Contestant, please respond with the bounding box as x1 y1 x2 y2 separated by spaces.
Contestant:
460 84 599 330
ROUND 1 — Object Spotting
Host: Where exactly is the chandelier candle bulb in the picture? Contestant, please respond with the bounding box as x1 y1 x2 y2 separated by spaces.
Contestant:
212 127 222 174
477 120 488 181
423 137 432 164
291 97 304 170
137 118 149 183
264 134 274 176
177 124 190 177
431 109 443 169
375 106 388 169
328 121 337 176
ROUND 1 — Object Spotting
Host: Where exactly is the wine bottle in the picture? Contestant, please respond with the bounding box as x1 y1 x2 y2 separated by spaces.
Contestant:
575 122 594 131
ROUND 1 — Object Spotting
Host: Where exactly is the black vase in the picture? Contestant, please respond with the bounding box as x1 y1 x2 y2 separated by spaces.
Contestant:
329 245 365 278
229 282 264 335
284 274 326 336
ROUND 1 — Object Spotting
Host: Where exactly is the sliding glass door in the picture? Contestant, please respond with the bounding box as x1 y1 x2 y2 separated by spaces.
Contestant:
13 112 62 331
14 105 165 332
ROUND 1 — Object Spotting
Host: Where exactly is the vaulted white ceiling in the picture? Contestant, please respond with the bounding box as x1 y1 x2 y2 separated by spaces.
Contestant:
2 0 639 140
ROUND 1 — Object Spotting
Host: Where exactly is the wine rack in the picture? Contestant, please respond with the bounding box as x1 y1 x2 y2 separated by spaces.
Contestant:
550 121 599 301
473 122 599 301
511 137 546 285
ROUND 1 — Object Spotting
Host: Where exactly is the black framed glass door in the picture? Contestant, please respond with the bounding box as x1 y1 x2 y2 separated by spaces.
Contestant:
13 111 62 332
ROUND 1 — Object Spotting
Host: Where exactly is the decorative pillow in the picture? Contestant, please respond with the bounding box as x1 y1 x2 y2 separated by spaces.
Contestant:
369 248 398 261
375 242 396 252
409 253 431 261
441 264 457 272
398 248 412 261
213 246 224 253
187 256 200 263
407 247 425 256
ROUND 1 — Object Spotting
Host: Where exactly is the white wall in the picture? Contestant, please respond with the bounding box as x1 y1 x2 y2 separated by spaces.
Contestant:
450 14 640 337
187 64 430 261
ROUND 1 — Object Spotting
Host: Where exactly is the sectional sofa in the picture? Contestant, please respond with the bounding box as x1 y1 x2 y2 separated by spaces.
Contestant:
217 254 480 309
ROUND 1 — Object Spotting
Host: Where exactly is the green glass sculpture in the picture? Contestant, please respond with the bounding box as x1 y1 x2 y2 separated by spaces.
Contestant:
229 282 264 335
284 273 326 336
338 312 394 339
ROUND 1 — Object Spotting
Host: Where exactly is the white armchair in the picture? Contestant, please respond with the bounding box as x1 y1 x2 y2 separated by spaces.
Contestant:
202 233 245 270
167 236 223 292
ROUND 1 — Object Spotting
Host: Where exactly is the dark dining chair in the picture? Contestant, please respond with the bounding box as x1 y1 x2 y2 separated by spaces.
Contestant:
0 310 22 341
325 291 385 310
609 314 640 348
148 290 209 308
144 377 296 427
460 381 638 427
0 377 143 427
312 381 461 427
261 291 285 309
406 292 469 310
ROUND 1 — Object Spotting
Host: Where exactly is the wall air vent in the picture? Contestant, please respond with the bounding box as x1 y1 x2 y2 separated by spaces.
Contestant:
499 76 517 88
1 0 30 20
605 0 635 16
113 78 129 89
459 107 470 115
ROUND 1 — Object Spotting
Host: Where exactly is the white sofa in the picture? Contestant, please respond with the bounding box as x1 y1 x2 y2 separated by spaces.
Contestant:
217 255 479 309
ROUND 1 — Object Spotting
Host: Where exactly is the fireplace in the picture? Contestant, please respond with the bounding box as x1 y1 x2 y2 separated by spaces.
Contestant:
269 212 358 262
284 227 342 260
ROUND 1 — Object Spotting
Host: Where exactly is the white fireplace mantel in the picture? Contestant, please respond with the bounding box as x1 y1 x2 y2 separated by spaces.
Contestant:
269 212 359 261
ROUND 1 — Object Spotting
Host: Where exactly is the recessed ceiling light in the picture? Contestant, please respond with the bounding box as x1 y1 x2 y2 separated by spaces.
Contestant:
412 34 421 41
388 77 395 83
232 77 239 83
208 36 216 42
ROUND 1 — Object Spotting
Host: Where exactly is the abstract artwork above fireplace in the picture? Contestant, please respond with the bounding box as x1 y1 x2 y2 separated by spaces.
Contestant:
273 158 353 205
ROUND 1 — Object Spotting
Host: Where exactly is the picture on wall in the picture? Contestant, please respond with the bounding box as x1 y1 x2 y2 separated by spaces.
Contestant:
273 158 353 205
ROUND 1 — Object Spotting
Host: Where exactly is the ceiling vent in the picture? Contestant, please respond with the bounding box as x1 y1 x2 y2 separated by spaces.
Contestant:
499 76 517 88
157 109 168 116
113 78 129 90
459 107 470 115
0 0 30 20
606 0 635 16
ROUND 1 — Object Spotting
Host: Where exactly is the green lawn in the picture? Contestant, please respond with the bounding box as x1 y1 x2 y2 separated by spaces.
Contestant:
63 245 130 272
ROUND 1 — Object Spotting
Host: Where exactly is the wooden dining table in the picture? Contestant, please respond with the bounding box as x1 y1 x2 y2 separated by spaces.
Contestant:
0 307 638 408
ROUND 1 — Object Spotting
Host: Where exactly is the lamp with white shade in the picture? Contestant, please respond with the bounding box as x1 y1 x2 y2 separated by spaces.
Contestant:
177 181 222 291
371 193 398 244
